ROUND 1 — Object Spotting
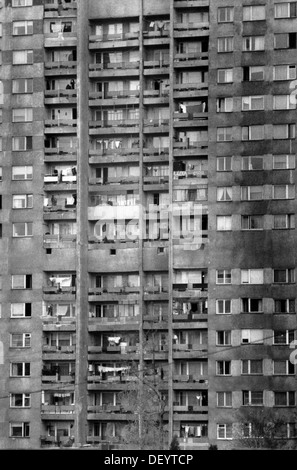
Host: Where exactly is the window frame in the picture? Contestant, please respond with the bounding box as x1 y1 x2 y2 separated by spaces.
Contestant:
243 5 266 21
12 222 33 238
243 36 265 51
242 390 264 406
10 333 31 348
216 270 232 285
217 7 234 23
10 302 32 318
12 0 33 6
217 424 233 439
9 422 30 438
217 156 232 172
241 359 263 375
10 362 30 377
12 20 33 36
12 194 33 210
12 78 33 94
10 393 31 408
217 392 232 408
12 50 33 65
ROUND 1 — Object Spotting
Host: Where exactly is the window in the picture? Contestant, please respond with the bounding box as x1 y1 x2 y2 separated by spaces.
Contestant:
217 127 233 142
12 108 33 122
273 185 295 199
273 95 295 110
275 2 297 18
274 269 295 283
10 333 31 348
217 187 232 202
273 155 295 169
243 5 266 21
241 269 264 284
273 214 295 229
10 363 30 377
274 299 295 313
217 156 232 171
11 274 32 289
13 21 33 35
217 216 232 231
242 156 264 171
12 50 33 65
243 36 265 51
216 331 231 346
218 37 234 53
241 186 263 200
241 298 263 313
274 33 297 49
242 96 264 111
241 215 263 230
243 66 265 81
242 360 263 375
217 424 233 439
11 303 31 318
217 392 232 407
273 330 295 344
242 126 265 141
12 195 33 209
217 69 233 83
242 391 264 406
216 270 232 284
12 0 33 5
216 299 232 314
10 394 31 408
274 391 295 406
13 223 33 237
0 168 2 182
12 79 33 94
10 422 30 438
12 166 33 181
216 97 233 112
273 360 295 375
12 136 33 151
241 329 264 344
218 7 234 22
273 124 295 139
273 65 296 81
216 361 231 375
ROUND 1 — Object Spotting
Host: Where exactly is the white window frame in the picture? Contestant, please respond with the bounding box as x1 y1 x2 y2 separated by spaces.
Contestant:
217 7 234 23
10 333 31 348
216 330 232 346
216 270 232 285
241 185 263 200
243 36 265 51
216 97 233 113
216 299 232 314
273 360 295 375
242 125 265 141
241 329 264 344
216 361 231 375
217 187 232 201
217 69 233 83
12 166 33 181
274 298 295 313
242 156 264 171
10 362 30 377
274 2 297 18
12 0 33 6
216 215 232 231
12 194 33 209
242 95 264 111
12 78 33 94
12 21 33 36
217 156 232 171
273 330 295 344
273 95 296 110
241 359 263 375
273 64 296 81
273 214 295 230
272 185 295 200
9 422 30 438
217 127 233 142
12 137 32 151
273 124 295 139
10 394 31 408
273 154 295 169
274 269 295 284
217 424 233 439
274 391 295 407
243 5 266 21
241 298 263 313
12 108 33 123
217 392 232 407
12 50 33 65
242 390 264 406
13 222 33 238
217 37 234 53
241 269 264 284
10 303 31 318
241 215 263 230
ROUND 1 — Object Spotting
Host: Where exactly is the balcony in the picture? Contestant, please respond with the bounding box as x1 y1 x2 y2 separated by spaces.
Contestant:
143 314 168 330
43 234 77 249
173 169 207 181
88 316 140 330
143 89 169 106
174 52 208 68
42 373 75 384
89 33 139 50
44 1 77 14
45 61 77 76
89 62 140 78
45 89 77 105
173 141 208 157
143 175 169 186
88 204 139 221
44 33 77 48
144 60 169 76
173 83 208 99
173 285 208 299
173 374 208 384
89 119 139 135
143 147 169 163
174 22 209 38
89 146 139 164
173 112 208 128
88 286 140 302
41 404 75 415
174 0 209 7
89 176 139 187
44 119 77 134
89 90 139 107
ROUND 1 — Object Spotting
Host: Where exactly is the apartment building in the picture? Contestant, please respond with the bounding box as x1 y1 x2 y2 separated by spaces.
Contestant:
0 0 296 450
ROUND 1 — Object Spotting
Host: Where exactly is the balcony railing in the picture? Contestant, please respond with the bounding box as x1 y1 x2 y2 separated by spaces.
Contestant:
174 22 209 31
89 315 140 325
89 32 139 42
89 119 139 129
89 90 139 100
89 61 140 71
45 61 77 71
